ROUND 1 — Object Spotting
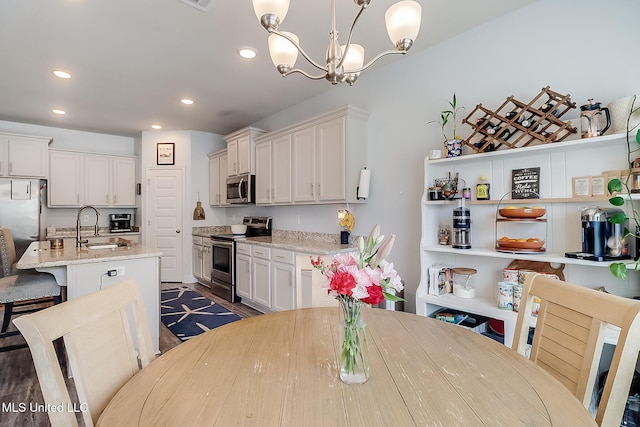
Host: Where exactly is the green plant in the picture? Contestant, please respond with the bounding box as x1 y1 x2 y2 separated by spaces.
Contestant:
429 93 464 142
607 94 640 280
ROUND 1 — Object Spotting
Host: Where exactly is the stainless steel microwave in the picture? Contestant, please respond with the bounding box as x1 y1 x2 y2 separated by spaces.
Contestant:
226 174 255 204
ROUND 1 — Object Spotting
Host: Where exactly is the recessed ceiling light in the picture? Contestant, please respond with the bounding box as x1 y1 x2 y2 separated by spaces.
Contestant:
53 70 71 79
151 124 162 130
181 98 194 105
238 47 257 59
52 109 66 115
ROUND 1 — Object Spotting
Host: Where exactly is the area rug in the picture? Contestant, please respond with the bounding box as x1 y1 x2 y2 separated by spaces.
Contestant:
161 286 241 341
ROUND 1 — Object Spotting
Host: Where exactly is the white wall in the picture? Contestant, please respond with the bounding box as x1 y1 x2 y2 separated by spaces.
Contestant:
246 0 640 313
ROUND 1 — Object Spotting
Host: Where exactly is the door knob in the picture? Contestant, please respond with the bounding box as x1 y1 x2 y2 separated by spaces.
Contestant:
176 230 181 233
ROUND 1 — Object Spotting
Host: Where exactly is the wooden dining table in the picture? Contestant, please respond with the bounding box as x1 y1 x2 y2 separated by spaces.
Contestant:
97 307 596 426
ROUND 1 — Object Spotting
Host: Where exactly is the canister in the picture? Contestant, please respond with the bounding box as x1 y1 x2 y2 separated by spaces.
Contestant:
513 284 523 312
503 268 519 284
49 238 64 250
518 269 536 285
497 281 514 310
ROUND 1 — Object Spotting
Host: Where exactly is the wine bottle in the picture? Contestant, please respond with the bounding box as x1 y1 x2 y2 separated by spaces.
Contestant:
487 126 512 141
540 100 559 117
505 110 524 124
473 140 496 152
475 117 496 130
520 116 543 132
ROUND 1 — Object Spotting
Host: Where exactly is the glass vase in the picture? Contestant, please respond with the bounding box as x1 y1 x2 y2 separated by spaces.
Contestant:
338 297 369 385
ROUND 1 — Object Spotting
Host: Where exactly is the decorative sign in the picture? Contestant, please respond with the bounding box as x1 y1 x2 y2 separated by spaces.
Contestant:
157 142 175 165
511 167 540 199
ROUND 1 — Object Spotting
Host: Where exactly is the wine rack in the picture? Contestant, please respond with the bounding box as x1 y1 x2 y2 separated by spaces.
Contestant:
461 86 578 153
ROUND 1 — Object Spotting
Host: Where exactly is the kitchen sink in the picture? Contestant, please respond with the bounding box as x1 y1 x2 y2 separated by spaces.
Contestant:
86 243 117 249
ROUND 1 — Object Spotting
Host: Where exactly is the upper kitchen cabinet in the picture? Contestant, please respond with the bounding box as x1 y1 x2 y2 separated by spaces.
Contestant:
225 127 267 177
0 132 51 178
208 149 229 207
255 105 369 205
49 150 137 208
255 134 292 204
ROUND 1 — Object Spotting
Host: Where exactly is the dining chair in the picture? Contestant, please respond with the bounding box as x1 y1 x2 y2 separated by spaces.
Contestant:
13 279 156 427
512 272 640 427
0 227 60 351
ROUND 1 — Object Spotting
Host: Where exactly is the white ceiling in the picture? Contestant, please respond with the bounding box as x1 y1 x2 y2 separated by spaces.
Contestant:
0 0 535 137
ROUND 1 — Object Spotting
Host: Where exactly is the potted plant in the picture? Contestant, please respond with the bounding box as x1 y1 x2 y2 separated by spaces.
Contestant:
429 93 465 157
607 94 640 280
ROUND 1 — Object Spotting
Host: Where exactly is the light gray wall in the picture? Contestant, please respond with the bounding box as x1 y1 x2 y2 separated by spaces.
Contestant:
245 0 640 312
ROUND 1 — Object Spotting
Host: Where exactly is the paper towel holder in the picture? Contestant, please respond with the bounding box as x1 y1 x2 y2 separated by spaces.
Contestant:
357 167 370 200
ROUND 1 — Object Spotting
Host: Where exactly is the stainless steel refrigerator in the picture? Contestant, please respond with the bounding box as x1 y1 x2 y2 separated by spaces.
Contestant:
0 178 44 259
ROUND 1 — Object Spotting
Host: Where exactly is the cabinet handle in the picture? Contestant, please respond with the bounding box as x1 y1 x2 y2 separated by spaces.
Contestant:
114 195 117 204
311 183 314 196
106 195 109 204
8 162 11 174
76 194 80 203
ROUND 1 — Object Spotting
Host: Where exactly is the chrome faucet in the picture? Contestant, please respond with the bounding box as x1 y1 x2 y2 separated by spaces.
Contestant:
76 205 100 247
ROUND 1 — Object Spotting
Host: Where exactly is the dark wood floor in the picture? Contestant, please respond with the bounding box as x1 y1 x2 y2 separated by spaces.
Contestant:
0 282 261 427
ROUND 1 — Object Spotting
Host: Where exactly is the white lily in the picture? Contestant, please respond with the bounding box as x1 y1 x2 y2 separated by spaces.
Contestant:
372 234 396 267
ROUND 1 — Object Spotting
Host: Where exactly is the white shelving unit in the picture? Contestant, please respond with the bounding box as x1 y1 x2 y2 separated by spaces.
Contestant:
416 132 637 347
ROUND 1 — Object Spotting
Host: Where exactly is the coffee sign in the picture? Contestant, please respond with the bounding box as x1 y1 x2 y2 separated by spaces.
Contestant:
511 167 540 199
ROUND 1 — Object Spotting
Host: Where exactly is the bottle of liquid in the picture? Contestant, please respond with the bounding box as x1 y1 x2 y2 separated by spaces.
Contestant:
476 176 490 200
505 110 525 125
540 99 559 117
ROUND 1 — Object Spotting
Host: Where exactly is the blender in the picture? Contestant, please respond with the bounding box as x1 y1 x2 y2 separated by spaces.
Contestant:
452 198 471 249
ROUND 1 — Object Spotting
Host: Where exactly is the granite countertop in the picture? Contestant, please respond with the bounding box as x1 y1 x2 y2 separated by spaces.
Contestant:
47 227 141 239
242 236 357 255
17 241 162 269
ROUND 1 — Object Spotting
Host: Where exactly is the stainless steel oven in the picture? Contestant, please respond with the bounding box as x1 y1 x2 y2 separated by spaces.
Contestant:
209 236 237 302
209 216 272 303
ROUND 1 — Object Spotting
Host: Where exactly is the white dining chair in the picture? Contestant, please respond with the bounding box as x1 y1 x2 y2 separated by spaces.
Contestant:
512 272 640 427
13 279 156 427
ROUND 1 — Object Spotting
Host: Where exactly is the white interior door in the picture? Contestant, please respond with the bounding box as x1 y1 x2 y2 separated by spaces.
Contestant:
146 168 184 282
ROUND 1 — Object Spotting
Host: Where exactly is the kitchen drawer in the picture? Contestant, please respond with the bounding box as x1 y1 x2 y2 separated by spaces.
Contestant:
252 246 271 260
192 235 203 245
236 242 251 256
271 248 295 265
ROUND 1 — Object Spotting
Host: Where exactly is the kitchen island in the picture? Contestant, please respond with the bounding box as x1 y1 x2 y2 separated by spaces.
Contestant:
17 241 162 353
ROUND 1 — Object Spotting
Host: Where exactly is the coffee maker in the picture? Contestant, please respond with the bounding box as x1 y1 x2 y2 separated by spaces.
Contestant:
109 213 132 233
565 207 629 261
452 198 471 249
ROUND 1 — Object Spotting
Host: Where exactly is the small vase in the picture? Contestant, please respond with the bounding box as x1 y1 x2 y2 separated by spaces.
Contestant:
338 297 369 385
445 138 462 158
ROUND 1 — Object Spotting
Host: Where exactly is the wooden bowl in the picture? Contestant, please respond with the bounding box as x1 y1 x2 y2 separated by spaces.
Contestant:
498 207 546 219
496 239 545 250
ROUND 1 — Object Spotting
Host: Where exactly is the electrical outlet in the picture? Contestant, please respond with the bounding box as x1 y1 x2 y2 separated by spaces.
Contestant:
83 214 89 222
115 266 125 276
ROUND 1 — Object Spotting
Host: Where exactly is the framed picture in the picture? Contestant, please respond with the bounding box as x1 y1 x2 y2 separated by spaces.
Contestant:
511 167 540 199
157 143 175 165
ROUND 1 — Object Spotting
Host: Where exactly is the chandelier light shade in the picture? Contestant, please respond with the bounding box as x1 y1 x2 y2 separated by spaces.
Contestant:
268 32 299 70
252 0 422 85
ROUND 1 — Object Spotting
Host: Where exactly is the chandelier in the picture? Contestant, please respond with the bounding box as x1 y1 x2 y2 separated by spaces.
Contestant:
251 0 422 85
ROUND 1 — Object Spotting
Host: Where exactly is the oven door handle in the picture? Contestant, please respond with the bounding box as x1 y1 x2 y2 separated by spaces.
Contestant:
210 239 234 249
239 177 246 203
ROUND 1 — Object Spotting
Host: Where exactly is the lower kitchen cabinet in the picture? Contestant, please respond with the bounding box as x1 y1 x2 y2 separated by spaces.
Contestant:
252 255 271 309
236 243 252 299
191 235 211 286
192 237 203 281
201 237 212 284
271 249 295 311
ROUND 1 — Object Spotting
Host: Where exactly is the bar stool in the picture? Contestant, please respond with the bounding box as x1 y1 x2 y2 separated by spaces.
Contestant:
0 228 60 352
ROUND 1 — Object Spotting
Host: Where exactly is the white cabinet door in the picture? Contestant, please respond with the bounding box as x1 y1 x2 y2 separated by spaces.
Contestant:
209 156 221 206
271 135 292 204
272 261 295 311
237 135 251 175
227 140 238 176
112 157 136 206
49 151 82 207
292 127 316 202
0 140 6 176
192 243 203 280
255 141 272 204
236 254 252 299
252 258 271 308
219 153 228 206
84 155 111 206
7 136 49 178
202 238 212 283
209 152 229 206
316 116 345 201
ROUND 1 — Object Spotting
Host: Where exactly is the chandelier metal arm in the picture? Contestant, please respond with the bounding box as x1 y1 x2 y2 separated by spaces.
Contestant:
281 68 330 80
348 48 407 74
336 4 367 70
268 29 327 72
